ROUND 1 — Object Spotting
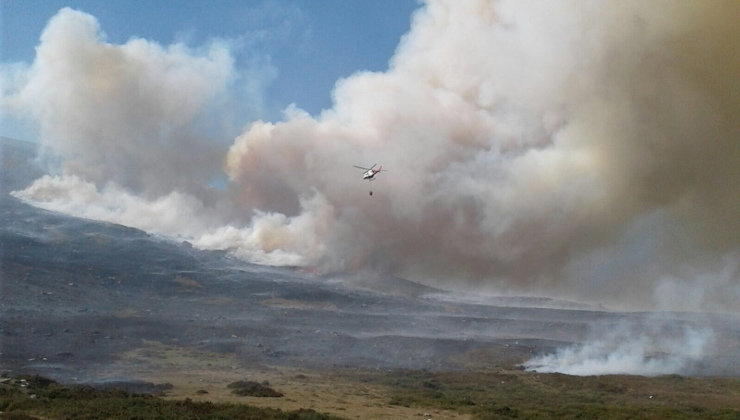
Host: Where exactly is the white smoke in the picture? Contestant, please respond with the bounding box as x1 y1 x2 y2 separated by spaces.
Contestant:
11 174 332 266
3 7 249 196
5 1 740 312
192 192 334 266
523 319 714 376
11 174 217 238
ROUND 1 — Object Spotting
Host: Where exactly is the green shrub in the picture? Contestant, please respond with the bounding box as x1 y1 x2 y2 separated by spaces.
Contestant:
228 381 283 398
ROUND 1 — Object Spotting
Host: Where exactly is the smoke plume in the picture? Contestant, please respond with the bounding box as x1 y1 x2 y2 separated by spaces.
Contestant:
6 1 740 311
4 7 241 196
523 318 714 376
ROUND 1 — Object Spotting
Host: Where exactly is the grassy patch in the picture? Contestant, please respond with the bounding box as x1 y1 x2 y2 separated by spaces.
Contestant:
4 369 740 419
0 375 338 420
355 369 740 419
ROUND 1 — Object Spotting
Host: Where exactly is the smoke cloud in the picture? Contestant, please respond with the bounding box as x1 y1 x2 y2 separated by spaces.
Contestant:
523 318 714 376
4 7 245 196
6 1 740 312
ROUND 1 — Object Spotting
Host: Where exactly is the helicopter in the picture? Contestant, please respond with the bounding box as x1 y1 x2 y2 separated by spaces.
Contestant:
353 163 385 196
353 163 384 181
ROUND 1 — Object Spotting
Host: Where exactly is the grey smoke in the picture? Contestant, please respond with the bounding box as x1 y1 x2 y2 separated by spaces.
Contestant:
523 318 714 376
5 1 739 312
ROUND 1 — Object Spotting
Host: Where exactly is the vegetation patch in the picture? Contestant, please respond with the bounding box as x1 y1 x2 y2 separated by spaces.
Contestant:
0 374 336 419
346 369 740 419
228 380 284 398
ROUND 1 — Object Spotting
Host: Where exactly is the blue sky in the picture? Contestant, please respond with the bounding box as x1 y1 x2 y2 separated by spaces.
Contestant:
1 0 419 140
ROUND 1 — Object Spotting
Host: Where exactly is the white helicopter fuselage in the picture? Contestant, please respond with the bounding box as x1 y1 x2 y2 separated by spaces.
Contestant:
354 164 383 181
363 170 378 180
